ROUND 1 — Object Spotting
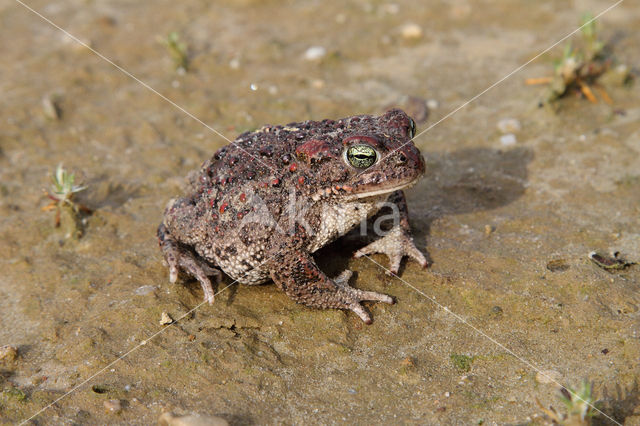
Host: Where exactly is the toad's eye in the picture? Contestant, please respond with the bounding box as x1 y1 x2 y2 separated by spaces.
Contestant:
346 145 377 169
408 118 416 138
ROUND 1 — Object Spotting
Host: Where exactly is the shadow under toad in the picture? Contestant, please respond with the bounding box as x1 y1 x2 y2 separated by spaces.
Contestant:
318 146 533 276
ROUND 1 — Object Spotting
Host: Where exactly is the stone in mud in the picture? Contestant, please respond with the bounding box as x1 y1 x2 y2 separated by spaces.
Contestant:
159 412 228 426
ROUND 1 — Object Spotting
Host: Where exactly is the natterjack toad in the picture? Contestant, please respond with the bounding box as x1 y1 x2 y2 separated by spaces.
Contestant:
158 109 427 323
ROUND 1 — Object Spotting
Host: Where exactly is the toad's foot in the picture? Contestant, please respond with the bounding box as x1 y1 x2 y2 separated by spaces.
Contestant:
332 270 395 323
269 249 394 324
158 224 221 304
354 227 427 274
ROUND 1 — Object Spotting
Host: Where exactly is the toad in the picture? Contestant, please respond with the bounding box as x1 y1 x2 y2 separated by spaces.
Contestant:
158 109 427 323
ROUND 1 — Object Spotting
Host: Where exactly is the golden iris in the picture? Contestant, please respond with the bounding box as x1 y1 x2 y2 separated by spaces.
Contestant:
346 145 377 168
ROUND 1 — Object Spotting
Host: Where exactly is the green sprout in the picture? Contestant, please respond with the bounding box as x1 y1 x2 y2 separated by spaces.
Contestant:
450 354 474 372
44 164 91 229
49 164 86 207
526 12 628 105
2 387 27 402
580 13 605 61
552 44 582 87
559 380 597 421
537 380 599 425
163 32 189 72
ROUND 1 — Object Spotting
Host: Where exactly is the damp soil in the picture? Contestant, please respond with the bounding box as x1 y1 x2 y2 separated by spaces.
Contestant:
1 0 639 424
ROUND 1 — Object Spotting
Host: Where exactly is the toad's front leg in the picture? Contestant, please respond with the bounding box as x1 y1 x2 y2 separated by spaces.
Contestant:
268 249 394 324
355 190 427 274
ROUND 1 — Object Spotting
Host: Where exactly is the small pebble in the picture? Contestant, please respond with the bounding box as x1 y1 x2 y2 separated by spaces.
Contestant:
304 46 327 61
614 63 630 77
0 345 18 362
546 259 570 272
387 96 429 123
600 63 631 86
490 306 503 316
160 312 174 325
383 96 429 123
484 224 494 235
497 118 521 133
229 58 240 69
499 133 517 146
405 96 429 123
426 99 439 110
104 399 122 413
311 79 325 89
42 95 61 120
535 370 561 384
400 356 415 367
444 391 451 397
135 285 156 295
159 412 229 426
95 15 117 28
401 23 423 40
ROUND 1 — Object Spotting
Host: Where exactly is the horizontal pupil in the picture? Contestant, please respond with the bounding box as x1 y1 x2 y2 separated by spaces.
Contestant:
347 146 375 167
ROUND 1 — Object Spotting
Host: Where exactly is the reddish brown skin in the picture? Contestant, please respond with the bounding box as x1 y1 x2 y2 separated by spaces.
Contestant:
158 109 427 323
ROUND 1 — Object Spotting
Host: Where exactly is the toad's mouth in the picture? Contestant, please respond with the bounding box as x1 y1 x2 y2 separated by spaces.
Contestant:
344 175 422 200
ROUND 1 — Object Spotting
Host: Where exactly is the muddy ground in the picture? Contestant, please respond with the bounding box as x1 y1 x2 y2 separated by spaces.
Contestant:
1 0 639 424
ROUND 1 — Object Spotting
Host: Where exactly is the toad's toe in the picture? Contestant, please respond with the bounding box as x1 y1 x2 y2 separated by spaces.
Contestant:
159 225 221 303
349 303 372 324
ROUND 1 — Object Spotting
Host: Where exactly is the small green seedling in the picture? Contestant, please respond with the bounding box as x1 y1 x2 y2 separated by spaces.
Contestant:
526 12 626 105
450 354 474 372
2 387 27 402
580 12 605 62
43 164 91 228
163 31 189 72
537 380 598 425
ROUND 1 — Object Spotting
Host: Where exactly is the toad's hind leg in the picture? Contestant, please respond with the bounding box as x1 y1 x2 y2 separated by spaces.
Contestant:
269 249 394 324
157 224 221 303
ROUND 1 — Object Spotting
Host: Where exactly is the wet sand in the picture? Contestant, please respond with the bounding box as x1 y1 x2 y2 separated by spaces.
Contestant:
1 0 639 424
